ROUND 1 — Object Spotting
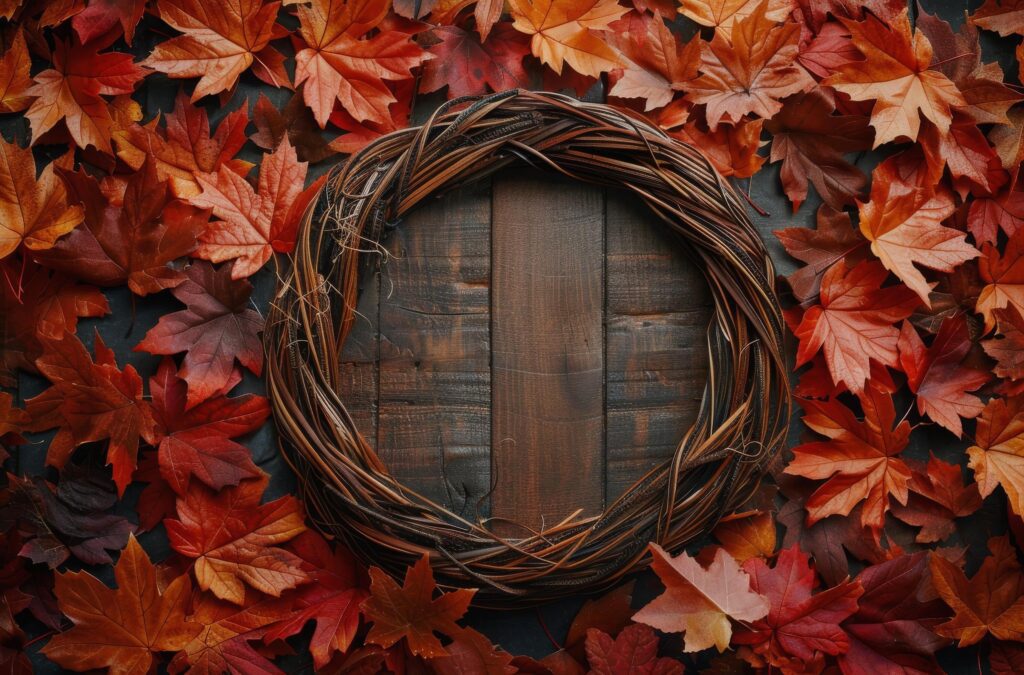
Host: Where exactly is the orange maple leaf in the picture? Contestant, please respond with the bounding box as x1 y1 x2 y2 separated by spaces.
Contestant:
0 139 84 260
632 544 769 652
978 228 1024 331
25 36 147 154
144 0 287 100
165 476 309 604
680 0 794 31
362 554 475 658
508 0 627 78
930 536 1024 646
294 0 427 127
42 535 200 675
825 9 965 147
0 30 30 114
687 4 813 129
968 396 1024 517
784 386 913 532
858 173 977 307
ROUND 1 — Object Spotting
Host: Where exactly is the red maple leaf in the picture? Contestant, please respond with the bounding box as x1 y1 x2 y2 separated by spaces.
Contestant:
838 552 950 674
584 624 683 675
362 554 475 658
421 24 529 100
25 35 147 153
891 454 982 544
896 315 990 437
34 160 205 296
165 475 309 604
784 385 912 532
149 358 265 496
135 261 263 409
793 259 920 393
733 546 863 673
25 331 157 495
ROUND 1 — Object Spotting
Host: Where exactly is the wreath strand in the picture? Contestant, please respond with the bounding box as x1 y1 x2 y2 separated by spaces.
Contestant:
265 90 791 604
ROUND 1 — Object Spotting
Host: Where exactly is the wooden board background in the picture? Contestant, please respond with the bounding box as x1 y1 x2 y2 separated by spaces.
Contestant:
338 169 713 529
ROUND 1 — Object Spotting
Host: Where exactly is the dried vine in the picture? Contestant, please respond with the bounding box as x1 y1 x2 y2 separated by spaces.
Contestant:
264 90 790 605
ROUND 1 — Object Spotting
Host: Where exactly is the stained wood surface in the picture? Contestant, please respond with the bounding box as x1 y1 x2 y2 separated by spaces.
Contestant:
340 169 712 529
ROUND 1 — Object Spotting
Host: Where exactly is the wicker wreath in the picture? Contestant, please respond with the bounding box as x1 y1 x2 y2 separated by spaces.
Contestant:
264 90 790 605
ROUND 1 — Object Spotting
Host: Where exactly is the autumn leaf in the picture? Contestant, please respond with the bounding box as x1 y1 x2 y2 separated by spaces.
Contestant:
838 553 950 675
711 511 777 563
930 536 1024 646
733 546 863 673
984 306 1024 384
921 115 1008 198
970 0 1024 36
167 589 291 674
584 624 683 675
114 89 252 199
72 0 147 45
6 465 134 569
34 161 204 296
564 582 636 661
431 0 504 42
421 24 530 100
508 0 626 78
784 385 912 532
793 259 920 393
632 543 768 653
0 140 84 261
969 184 1024 247
968 396 1024 517
824 9 966 147
362 553 475 658
42 535 200 675
25 331 157 495
670 116 765 179
797 20 859 79
0 259 109 382
262 531 367 670
431 627 517 675
190 137 320 278
979 228 1024 331
294 0 426 127
144 0 287 100
858 176 976 307
891 454 982 544
165 476 308 604
606 12 699 111
765 90 873 211
680 0 794 31
896 316 989 436
775 205 867 303
149 358 264 496
25 35 147 154
0 30 30 113
135 261 264 409
686 4 813 129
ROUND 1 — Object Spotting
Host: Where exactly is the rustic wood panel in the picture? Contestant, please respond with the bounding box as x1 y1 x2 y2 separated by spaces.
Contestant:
376 184 492 517
490 173 606 529
605 194 713 500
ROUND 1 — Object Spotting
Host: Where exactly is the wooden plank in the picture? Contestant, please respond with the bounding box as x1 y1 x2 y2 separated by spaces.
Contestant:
338 256 380 451
377 183 492 518
604 193 713 500
490 172 605 530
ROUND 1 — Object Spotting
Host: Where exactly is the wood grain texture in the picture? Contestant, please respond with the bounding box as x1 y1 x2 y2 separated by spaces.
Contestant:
490 172 605 529
338 257 380 451
604 194 713 500
377 183 492 517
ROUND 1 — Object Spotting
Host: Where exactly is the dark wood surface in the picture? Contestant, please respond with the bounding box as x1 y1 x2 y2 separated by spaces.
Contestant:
338 169 713 529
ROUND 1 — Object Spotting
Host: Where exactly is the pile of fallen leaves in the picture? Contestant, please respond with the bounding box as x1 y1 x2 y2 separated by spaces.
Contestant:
2 0 1024 672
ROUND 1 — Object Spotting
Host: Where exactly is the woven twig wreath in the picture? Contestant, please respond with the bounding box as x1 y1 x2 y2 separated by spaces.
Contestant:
265 90 790 605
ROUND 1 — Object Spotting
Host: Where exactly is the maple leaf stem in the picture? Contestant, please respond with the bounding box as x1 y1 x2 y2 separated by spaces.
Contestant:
929 52 977 68
1 254 25 302
738 186 769 217
534 608 562 651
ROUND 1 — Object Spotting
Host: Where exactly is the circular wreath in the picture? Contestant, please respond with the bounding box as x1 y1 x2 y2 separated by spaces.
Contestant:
265 90 790 604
